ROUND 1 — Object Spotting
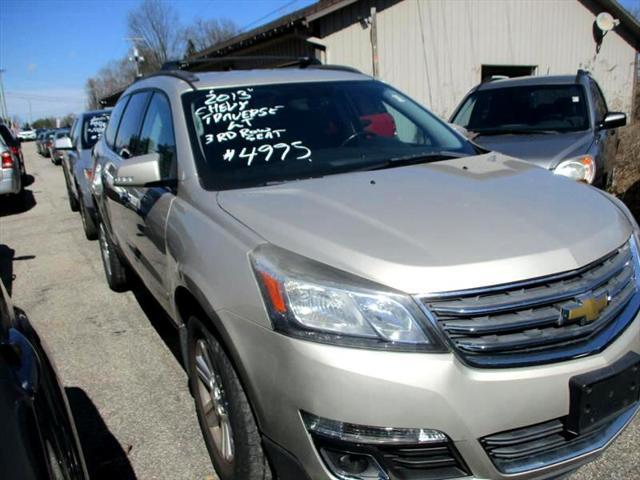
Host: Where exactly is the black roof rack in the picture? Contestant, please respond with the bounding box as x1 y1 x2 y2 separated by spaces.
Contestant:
162 56 321 73
575 69 591 83
136 70 199 90
306 64 362 74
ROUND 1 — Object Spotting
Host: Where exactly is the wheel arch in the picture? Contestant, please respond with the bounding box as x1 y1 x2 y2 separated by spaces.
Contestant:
173 281 266 432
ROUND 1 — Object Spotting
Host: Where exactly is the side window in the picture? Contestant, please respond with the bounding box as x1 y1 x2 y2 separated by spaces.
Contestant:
139 92 176 179
70 118 81 147
590 80 608 123
383 102 429 145
452 96 477 128
105 96 129 148
114 92 152 158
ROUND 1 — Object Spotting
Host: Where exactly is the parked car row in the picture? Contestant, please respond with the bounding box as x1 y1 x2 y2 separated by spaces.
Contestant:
36 128 66 161
45 62 638 480
0 123 27 196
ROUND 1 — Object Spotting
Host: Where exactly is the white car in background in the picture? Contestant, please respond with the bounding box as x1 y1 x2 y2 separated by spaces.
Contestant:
17 129 37 141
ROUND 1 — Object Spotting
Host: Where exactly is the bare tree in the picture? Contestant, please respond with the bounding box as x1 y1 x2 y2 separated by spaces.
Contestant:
85 57 138 109
181 18 240 57
127 0 181 72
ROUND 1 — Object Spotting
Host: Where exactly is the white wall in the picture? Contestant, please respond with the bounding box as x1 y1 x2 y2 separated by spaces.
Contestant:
318 0 637 118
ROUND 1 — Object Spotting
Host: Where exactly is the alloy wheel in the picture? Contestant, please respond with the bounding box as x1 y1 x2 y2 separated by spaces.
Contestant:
99 224 112 279
194 338 235 463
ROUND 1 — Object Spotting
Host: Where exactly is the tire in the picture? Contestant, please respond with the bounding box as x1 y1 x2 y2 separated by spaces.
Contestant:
187 316 272 480
98 222 129 291
64 169 79 212
79 196 98 240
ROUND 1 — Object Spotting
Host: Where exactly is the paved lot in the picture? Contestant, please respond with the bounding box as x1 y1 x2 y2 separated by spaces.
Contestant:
1 142 215 479
0 143 638 480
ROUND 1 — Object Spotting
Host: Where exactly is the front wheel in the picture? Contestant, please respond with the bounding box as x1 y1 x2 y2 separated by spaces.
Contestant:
79 197 98 240
187 316 272 480
63 169 79 212
98 222 129 291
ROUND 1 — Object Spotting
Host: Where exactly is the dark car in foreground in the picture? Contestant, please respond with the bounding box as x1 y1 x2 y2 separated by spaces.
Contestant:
62 110 111 239
450 70 626 188
0 279 88 480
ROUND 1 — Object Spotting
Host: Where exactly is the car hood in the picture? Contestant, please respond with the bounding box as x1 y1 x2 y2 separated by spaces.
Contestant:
218 153 631 294
473 131 593 169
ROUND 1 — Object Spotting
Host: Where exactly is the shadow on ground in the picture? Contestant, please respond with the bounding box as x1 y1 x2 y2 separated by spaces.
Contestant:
129 276 183 368
0 244 35 296
0 179 37 217
65 387 137 480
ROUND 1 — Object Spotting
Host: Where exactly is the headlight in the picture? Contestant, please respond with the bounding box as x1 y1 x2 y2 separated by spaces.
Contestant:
250 244 446 352
553 155 595 184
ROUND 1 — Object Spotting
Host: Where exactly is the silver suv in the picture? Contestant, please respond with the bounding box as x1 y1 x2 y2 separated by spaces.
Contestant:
91 66 640 480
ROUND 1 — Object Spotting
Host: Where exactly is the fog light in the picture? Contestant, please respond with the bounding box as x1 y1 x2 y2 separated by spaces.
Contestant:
301 411 447 444
321 449 387 479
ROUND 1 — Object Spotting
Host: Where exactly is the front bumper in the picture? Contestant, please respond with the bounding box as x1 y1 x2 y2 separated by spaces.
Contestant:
222 309 640 480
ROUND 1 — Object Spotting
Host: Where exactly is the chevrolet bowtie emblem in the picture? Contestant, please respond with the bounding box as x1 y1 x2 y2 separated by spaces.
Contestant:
561 292 609 325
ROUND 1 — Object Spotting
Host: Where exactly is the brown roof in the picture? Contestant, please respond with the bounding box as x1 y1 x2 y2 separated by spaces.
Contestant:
188 0 640 60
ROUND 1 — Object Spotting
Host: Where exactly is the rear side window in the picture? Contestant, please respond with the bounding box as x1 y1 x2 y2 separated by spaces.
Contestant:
139 93 176 178
82 112 111 150
114 92 151 157
105 96 129 148
70 118 81 148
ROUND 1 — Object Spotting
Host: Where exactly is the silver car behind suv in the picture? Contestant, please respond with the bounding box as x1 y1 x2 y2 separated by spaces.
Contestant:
91 65 640 480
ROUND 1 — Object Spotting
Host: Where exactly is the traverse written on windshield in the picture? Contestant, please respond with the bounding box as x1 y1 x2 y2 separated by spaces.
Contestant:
195 88 312 166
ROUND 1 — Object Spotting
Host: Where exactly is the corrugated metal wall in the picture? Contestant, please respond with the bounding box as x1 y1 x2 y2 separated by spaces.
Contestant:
316 0 637 118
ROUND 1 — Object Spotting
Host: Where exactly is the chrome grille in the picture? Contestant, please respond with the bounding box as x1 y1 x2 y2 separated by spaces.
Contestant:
421 240 640 368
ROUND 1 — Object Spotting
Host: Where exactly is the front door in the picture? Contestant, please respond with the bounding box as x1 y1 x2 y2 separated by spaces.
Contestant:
119 92 177 306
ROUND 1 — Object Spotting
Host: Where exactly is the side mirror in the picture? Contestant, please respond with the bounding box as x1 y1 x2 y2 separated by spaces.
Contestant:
54 137 73 150
599 112 626 130
114 153 163 187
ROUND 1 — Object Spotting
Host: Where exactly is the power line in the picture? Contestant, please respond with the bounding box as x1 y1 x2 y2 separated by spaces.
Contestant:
6 92 84 102
240 0 300 32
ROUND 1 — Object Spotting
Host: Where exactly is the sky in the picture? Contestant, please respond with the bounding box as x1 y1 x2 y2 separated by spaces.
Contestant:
0 0 638 124
0 0 315 123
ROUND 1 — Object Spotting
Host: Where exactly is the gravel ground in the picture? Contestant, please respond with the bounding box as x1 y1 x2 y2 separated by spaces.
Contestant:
0 143 638 480
0 142 216 479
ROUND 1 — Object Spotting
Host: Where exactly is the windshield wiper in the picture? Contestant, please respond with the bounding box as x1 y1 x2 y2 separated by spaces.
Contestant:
364 151 470 171
470 128 560 137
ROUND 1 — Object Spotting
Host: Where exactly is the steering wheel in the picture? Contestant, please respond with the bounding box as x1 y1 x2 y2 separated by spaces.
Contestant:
341 130 379 147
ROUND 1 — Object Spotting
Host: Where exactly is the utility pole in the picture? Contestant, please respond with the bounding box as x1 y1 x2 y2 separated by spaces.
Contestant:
28 100 32 125
0 69 8 123
369 7 379 78
126 37 145 77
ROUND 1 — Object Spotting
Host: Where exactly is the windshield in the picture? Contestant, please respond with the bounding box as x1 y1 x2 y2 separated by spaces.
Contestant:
82 112 110 149
452 84 589 134
182 80 475 190
55 129 70 139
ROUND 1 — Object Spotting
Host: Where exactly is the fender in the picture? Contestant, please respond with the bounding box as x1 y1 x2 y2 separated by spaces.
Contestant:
175 276 266 432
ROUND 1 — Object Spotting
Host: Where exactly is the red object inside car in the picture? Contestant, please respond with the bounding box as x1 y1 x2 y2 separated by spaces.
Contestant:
360 113 397 138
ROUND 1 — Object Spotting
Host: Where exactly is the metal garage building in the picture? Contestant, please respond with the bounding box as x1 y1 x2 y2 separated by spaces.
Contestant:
188 0 640 119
